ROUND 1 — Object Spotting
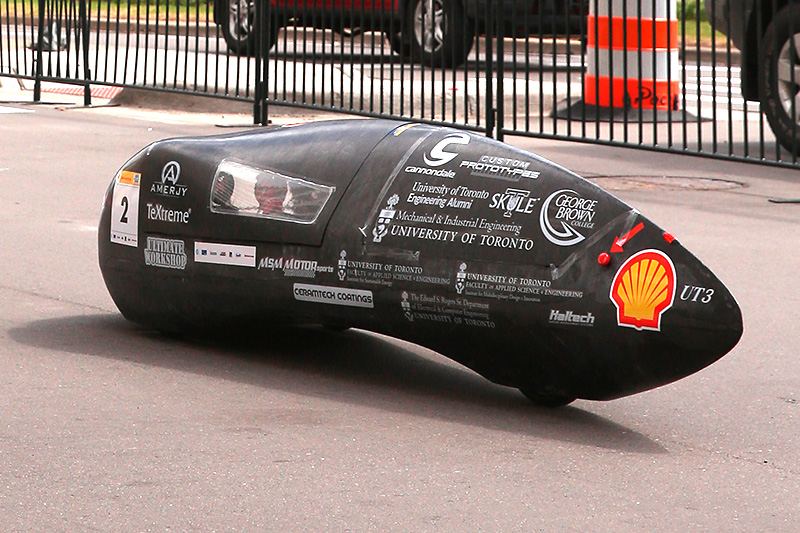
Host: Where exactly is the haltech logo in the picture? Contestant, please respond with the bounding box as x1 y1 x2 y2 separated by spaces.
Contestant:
610 249 676 331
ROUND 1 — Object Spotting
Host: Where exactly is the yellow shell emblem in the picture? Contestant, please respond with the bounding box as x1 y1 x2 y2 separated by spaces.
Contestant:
610 249 676 331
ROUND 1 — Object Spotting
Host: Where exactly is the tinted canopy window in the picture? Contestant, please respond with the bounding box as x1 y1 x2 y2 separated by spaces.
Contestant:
210 159 335 225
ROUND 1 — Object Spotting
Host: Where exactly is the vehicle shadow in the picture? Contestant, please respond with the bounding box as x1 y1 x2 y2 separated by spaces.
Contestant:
9 313 666 454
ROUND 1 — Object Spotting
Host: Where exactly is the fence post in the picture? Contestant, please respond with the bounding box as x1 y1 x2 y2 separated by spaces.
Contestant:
495 0 505 142
79 0 91 106
33 0 46 102
253 0 270 125
484 0 495 137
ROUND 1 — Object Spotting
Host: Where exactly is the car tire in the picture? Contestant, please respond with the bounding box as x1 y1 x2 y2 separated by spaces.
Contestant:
221 0 278 56
386 28 412 61
760 6 800 153
519 387 575 408
406 0 474 67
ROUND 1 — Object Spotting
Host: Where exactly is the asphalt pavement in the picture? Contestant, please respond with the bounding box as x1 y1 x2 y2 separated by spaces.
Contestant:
1 82 799 530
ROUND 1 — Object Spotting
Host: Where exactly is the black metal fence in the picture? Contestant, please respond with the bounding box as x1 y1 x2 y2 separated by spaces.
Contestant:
2 0 799 167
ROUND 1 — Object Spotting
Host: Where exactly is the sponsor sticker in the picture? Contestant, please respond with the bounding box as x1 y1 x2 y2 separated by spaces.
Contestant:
372 194 400 243
549 309 595 327
144 237 187 270
194 242 256 267
423 133 470 167
610 249 676 331
338 250 348 281
401 291 414 321
539 189 598 246
401 290 495 328
151 161 188 198
459 155 540 181
257 256 334 278
489 188 540 218
293 283 374 308
110 170 141 247
146 203 191 224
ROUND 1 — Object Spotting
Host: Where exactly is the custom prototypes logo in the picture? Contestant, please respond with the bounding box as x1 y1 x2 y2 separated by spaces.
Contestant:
539 189 598 246
151 161 187 198
372 194 400 243
459 155 540 181
610 249 676 331
423 133 470 166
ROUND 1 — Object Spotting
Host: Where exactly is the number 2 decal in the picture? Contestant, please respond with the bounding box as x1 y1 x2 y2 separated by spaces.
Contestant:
110 170 141 247
120 196 129 224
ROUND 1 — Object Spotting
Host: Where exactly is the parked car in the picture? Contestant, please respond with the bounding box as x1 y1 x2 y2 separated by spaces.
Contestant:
212 0 585 68
706 0 800 152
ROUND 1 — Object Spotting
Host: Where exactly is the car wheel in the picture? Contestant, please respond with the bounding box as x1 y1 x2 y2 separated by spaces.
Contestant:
221 0 278 56
519 387 575 408
386 28 412 60
760 6 800 153
407 0 474 67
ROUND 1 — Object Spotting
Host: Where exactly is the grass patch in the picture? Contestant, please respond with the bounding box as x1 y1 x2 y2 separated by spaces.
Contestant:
679 0 732 47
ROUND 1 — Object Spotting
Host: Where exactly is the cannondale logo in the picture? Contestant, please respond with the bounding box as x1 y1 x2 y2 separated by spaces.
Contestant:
423 133 470 167
539 189 588 246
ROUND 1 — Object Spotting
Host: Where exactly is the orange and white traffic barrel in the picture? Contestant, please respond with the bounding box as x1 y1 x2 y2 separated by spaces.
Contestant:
583 0 680 112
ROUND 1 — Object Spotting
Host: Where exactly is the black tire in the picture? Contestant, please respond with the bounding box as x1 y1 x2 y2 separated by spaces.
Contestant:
220 0 278 57
760 6 800 154
386 28 412 61
406 0 474 68
519 387 575 408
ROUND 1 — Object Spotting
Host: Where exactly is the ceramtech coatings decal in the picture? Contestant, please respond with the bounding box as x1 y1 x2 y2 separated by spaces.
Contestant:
194 242 256 267
110 170 141 247
610 249 676 331
293 284 374 308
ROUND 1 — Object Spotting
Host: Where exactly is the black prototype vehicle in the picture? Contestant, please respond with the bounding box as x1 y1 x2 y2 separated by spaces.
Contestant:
707 0 800 152
213 0 586 67
99 119 742 406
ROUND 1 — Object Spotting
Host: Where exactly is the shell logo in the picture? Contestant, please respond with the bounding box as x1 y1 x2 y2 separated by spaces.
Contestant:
610 249 676 331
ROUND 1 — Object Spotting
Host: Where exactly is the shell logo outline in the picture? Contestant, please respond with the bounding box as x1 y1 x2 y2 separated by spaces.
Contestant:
610 249 676 331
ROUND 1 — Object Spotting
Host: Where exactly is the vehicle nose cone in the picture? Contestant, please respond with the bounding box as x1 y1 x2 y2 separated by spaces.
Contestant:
603 247 743 400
